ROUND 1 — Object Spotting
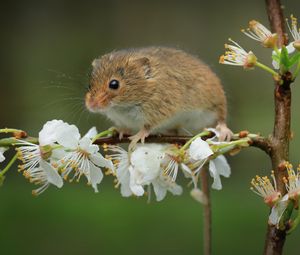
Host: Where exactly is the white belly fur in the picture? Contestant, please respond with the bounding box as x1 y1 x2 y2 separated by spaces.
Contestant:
105 105 217 135
153 110 218 135
104 105 145 130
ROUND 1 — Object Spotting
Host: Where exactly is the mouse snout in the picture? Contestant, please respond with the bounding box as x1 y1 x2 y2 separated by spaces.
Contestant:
85 91 110 112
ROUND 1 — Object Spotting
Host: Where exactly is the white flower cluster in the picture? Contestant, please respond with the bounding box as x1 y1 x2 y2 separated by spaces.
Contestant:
251 163 300 227
7 119 232 202
108 144 183 201
220 15 300 75
108 134 230 203
16 120 113 195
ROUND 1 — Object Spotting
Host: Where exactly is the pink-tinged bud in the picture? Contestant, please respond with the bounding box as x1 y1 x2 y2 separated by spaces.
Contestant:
264 192 281 207
263 33 278 48
244 52 257 68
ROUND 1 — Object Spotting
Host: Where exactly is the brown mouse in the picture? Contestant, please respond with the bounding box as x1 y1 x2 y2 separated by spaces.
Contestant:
85 47 232 148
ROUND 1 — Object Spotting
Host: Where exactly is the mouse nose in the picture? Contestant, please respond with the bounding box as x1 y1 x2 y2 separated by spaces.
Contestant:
85 92 97 111
85 91 109 111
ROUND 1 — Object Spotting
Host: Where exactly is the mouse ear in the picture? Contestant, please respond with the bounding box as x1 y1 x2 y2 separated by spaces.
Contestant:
133 57 151 79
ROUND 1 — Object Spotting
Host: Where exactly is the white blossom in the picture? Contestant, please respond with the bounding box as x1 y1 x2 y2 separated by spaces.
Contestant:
219 39 257 68
268 195 289 226
17 140 63 195
151 174 182 202
24 160 63 196
250 171 281 206
17 141 43 172
108 144 182 201
242 20 277 48
189 137 213 162
187 137 231 190
16 120 99 195
255 164 300 226
250 171 287 226
59 128 114 192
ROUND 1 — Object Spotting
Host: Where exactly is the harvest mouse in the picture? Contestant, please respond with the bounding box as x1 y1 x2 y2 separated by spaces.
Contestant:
85 47 232 148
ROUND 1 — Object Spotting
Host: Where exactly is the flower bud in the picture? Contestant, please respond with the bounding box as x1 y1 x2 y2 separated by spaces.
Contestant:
244 52 257 69
263 33 278 48
293 40 300 51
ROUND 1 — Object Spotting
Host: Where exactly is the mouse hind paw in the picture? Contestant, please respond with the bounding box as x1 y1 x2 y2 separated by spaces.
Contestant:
128 128 150 152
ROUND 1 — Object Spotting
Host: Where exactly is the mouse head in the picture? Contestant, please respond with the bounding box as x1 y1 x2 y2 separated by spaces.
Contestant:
85 51 152 112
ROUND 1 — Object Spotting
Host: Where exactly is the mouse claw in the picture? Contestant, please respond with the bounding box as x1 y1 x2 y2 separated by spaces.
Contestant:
108 127 131 140
216 123 233 142
117 128 131 140
128 128 150 152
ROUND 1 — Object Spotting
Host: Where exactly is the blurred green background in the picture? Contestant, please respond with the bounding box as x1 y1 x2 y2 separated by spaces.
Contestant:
0 0 299 254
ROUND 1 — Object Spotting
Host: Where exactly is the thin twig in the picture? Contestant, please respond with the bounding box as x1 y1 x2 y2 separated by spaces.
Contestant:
200 167 211 255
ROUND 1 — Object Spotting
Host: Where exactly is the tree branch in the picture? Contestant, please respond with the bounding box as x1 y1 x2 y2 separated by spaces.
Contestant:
93 132 271 154
265 0 288 47
264 1 293 254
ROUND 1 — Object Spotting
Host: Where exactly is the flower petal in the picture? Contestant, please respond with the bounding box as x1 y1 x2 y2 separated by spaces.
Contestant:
56 123 80 149
168 183 183 196
181 163 198 188
51 148 66 161
152 180 167 201
88 163 104 193
209 160 223 190
79 137 99 154
0 147 8 162
90 152 114 170
40 160 63 188
119 172 132 197
268 195 289 225
190 188 208 204
39 120 64 146
128 166 144 196
212 155 231 178
130 144 164 182
189 138 213 161
39 120 80 149
83 127 98 139
286 42 296 54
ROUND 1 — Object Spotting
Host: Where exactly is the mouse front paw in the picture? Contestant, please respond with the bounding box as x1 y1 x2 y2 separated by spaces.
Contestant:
216 123 233 142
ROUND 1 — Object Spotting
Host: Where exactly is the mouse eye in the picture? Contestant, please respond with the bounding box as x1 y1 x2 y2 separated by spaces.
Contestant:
109 79 119 90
